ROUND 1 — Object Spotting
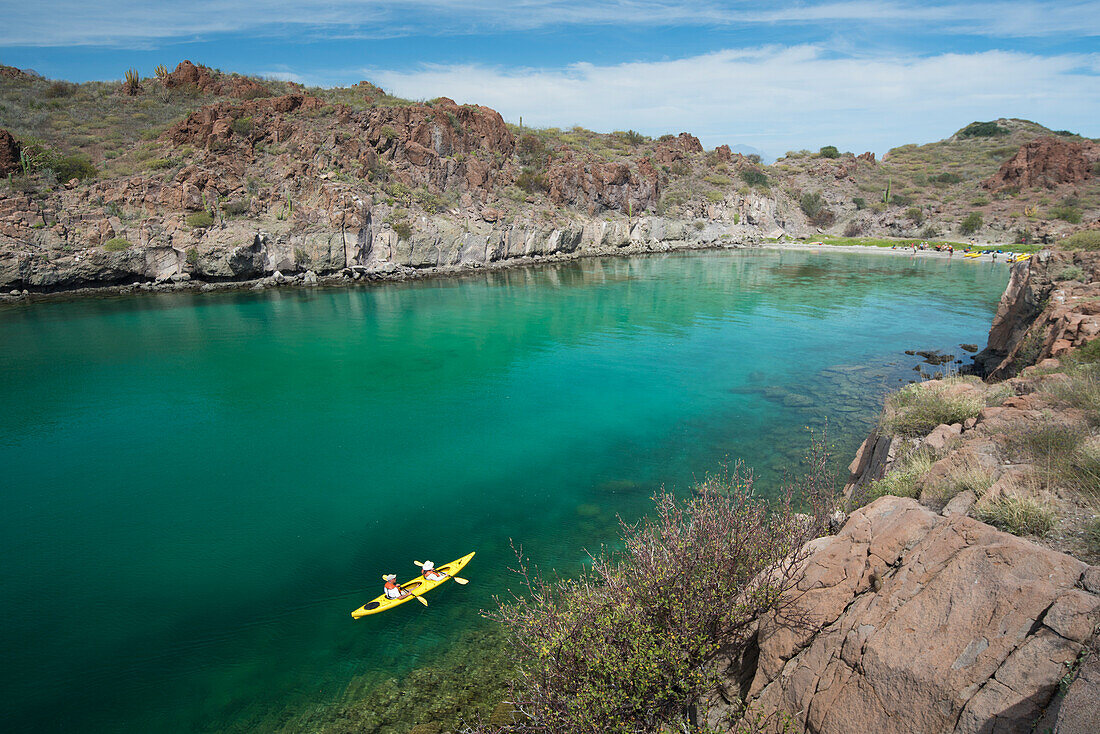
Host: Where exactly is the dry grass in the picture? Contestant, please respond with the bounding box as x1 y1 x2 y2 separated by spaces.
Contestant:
976 494 1057 536
880 377 987 438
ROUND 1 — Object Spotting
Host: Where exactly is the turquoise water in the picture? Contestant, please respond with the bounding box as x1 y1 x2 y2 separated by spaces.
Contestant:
0 249 1008 732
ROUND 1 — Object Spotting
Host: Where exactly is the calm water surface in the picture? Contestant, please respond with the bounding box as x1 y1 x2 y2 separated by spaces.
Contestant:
0 249 1008 732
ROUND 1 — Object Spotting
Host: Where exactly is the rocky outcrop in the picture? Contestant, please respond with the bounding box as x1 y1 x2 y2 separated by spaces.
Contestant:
654 132 703 165
973 251 1100 378
983 137 1098 191
164 60 270 99
0 128 19 176
724 495 1099 734
0 64 30 80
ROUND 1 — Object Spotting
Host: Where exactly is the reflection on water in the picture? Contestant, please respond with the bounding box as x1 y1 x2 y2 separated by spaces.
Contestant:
0 249 1008 732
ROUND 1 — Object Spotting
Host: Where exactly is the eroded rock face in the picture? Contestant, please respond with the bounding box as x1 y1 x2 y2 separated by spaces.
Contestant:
0 128 20 176
983 136 1098 190
546 152 660 213
726 495 1099 734
654 132 703 165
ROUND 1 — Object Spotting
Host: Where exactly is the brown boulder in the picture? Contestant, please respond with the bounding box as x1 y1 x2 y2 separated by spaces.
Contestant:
654 132 703 165
730 495 1097 734
857 151 876 163
983 136 1098 190
0 128 20 176
713 145 732 163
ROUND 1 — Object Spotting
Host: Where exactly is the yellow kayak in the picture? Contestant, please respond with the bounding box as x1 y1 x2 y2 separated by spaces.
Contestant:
964 252 982 258
351 551 475 618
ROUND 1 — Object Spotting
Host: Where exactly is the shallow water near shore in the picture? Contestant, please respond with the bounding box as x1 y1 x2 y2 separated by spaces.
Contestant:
0 249 1009 732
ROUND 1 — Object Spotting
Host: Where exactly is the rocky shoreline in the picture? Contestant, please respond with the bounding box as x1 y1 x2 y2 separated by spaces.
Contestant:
719 250 1100 734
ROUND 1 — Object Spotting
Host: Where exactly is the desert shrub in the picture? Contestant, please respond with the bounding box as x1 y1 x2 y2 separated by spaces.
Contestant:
619 129 645 145
920 225 941 239
515 167 549 194
881 378 985 437
230 116 254 137
516 134 549 168
1015 228 1034 245
852 197 866 210
976 495 1056 536
1086 516 1100 554
1055 265 1086 282
294 247 311 266
959 212 983 235
154 64 169 82
799 192 835 227
1063 231 1100 251
379 125 398 141
102 237 131 251
905 207 924 224
483 450 832 734
819 145 839 159
889 193 911 207
843 220 863 237
45 81 75 98
740 169 768 188
390 218 412 240
669 161 691 177
958 121 1008 139
704 189 725 203
222 199 249 216
186 247 199 267
50 154 96 181
186 211 214 228
1048 206 1082 224
146 158 173 170
703 174 730 186
931 172 962 185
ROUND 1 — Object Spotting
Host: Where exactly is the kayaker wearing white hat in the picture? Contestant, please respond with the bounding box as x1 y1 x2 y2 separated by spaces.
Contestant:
420 560 447 582
382 574 410 599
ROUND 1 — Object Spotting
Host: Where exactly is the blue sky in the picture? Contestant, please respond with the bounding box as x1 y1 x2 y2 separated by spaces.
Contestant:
2 1 1099 156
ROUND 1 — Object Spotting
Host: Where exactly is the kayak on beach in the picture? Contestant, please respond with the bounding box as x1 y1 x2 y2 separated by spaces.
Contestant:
351 551 475 618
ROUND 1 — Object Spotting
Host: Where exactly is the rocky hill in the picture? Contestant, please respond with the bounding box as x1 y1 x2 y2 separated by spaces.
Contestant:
1 62 1099 295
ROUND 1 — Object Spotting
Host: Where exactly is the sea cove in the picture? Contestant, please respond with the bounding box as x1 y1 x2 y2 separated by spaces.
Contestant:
0 249 1009 732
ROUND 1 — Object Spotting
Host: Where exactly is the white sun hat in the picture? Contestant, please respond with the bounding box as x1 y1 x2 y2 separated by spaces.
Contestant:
383 574 397 581
422 560 435 570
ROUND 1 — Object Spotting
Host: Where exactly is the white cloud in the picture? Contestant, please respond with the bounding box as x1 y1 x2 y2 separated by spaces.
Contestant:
361 46 1100 155
2 1 1099 46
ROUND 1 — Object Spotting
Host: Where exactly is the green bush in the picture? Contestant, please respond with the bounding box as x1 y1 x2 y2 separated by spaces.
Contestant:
391 219 412 239
516 134 549 167
800 191 835 227
868 451 937 500
1055 265 1086 282
932 172 962 184
186 211 214 228
976 495 1056 536
852 197 866 210
959 212 983 235
515 168 548 194
881 379 985 437
1048 206 1082 224
819 145 840 159
702 174 730 186
51 154 96 181
958 121 1008 139
186 247 199 267
740 169 768 188
905 207 924 224
1063 231 1100 251
102 237 131 251
230 116 253 137
488 455 830 734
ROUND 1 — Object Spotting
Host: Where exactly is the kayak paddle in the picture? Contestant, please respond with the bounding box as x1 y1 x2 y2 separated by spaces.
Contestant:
413 560 469 584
